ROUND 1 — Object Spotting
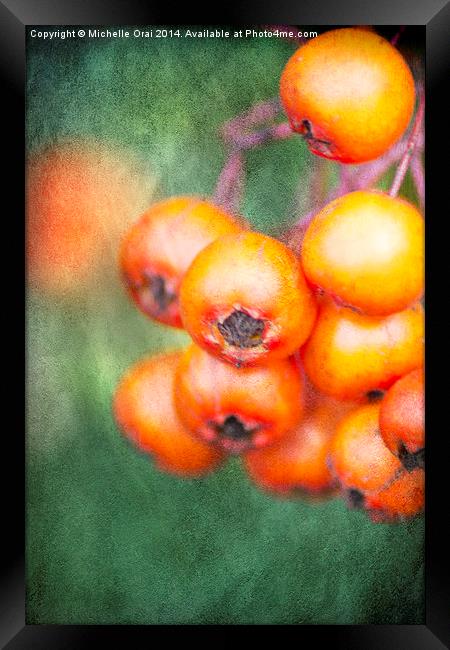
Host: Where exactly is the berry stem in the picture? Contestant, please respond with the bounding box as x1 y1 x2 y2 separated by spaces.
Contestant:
221 98 282 145
411 149 425 212
223 121 292 150
391 26 406 46
213 149 245 212
351 130 424 192
214 97 292 210
389 89 425 198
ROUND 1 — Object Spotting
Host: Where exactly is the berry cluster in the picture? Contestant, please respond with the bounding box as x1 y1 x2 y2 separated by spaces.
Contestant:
113 27 424 523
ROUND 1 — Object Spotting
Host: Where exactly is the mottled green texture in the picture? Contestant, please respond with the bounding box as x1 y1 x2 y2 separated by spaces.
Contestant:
26 29 424 624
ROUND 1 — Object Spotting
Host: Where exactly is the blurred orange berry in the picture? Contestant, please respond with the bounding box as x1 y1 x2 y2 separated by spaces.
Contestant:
365 468 424 522
113 351 225 477
244 395 357 496
26 139 154 296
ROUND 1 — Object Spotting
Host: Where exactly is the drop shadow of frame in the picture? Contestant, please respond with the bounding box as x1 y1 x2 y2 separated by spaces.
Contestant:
2 0 449 646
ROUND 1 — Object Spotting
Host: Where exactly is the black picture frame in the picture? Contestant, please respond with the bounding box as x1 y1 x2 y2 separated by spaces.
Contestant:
3 0 449 646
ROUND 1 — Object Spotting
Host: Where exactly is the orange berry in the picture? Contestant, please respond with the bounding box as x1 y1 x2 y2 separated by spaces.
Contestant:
27 140 153 295
365 468 424 522
330 402 424 521
330 403 401 495
174 343 305 453
302 298 424 400
379 368 425 468
244 396 356 496
301 191 424 316
120 197 246 328
179 231 318 366
280 27 416 163
113 351 225 477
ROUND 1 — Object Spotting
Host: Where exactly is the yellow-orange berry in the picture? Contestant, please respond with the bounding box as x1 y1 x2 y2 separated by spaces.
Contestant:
280 27 416 163
27 140 152 295
301 191 424 316
302 298 424 400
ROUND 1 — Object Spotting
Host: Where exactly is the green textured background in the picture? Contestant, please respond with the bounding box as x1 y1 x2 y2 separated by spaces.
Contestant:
26 27 424 625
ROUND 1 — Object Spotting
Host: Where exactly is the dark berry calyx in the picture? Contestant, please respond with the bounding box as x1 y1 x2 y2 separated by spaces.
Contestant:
366 389 385 402
143 272 176 312
299 119 334 157
214 415 254 441
217 310 265 348
398 443 425 472
347 488 365 509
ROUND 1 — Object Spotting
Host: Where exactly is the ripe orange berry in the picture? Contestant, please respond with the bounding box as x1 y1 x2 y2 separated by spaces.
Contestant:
330 403 402 496
379 368 425 469
280 27 416 163
174 343 305 453
113 351 225 477
27 140 153 295
330 402 424 521
301 191 424 316
302 298 424 400
365 468 424 522
243 396 356 496
120 197 246 328
179 231 318 366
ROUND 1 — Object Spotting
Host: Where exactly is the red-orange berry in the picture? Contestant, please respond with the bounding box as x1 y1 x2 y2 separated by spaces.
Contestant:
329 402 424 521
280 27 416 164
301 191 424 316
113 351 225 477
243 396 356 496
179 231 318 366
302 297 424 400
365 468 424 522
120 197 246 328
174 343 305 453
379 368 425 469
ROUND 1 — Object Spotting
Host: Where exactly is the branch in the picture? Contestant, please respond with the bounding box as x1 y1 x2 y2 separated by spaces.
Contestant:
389 89 425 198
411 151 425 212
213 150 245 213
221 98 282 145
391 26 406 47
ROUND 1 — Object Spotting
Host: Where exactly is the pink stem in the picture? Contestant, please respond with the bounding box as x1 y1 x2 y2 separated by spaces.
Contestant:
213 150 245 212
411 151 425 211
350 130 424 191
214 98 291 212
221 98 282 144
224 121 293 150
391 26 406 46
389 90 425 198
